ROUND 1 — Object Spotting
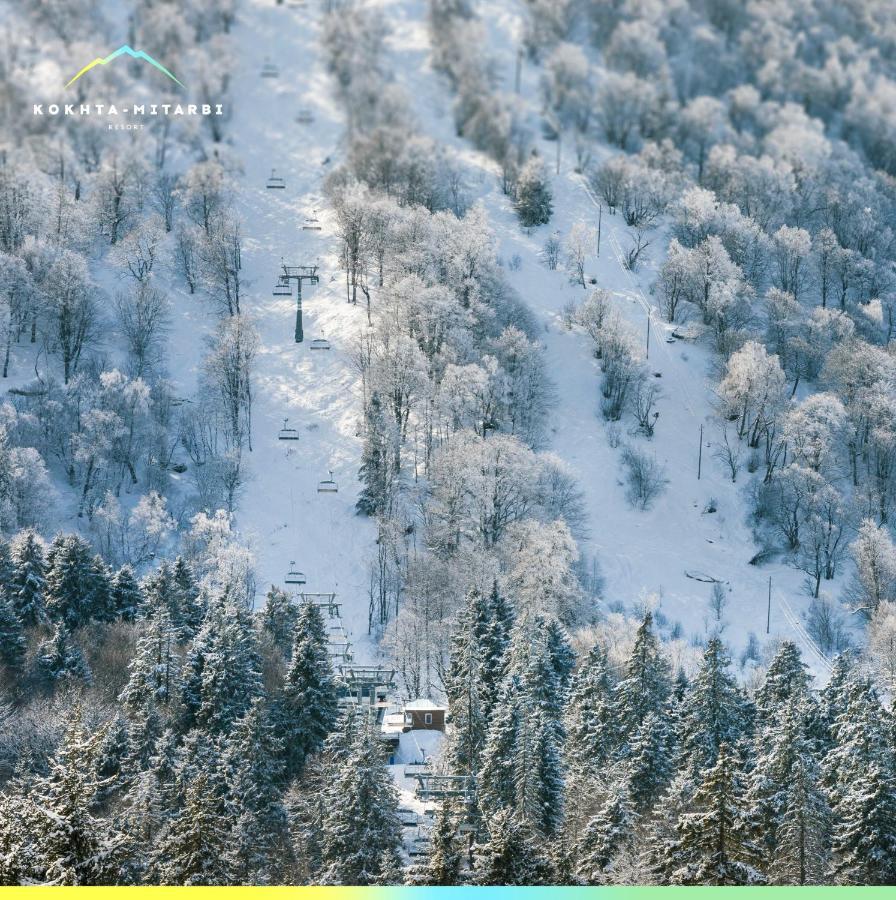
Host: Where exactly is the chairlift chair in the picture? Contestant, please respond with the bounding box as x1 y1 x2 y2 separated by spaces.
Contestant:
285 562 306 586
309 338 331 350
260 58 279 78
266 169 286 189
317 470 338 493
302 216 322 231
273 277 292 297
278 418 300 441
296 108 314 124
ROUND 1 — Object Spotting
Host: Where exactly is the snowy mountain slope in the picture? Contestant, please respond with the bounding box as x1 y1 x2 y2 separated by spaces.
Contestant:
220 0 379 662
373 0 833 678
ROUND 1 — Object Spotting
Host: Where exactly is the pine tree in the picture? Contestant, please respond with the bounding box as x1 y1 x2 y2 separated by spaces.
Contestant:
514 158 553 228
830 762 896 885
677 637 750 776
27 713 128 884
36 623 91 685
9 527 46 626
656 743 763 885
472 808 554 885
44 533 111 627
576 782 638 883
221 698 289 884
276 601 338 778
319 713 402 885
110 565 144 620
614 612 672 735
0 589 26 675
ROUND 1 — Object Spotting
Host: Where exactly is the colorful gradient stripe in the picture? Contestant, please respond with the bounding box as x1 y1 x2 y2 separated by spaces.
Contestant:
0 888 891 897
66 45 184 88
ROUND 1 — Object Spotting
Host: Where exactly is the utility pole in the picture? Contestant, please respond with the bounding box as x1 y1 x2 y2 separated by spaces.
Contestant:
646 316 651 359
766 577 772 634
515 46 522 94
697 424 703 480
596 203 602 257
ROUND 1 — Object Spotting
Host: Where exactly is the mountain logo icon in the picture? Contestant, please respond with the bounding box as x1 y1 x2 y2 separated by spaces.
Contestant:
66 45 184 88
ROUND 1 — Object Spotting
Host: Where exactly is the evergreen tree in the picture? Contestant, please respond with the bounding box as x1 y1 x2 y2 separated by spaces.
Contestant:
152 770 237 885
423 800 464 885
755 641 810 719
27 714 128 884
44 533 111 627
817 652 854 750
143 562 184 633
119 606 181 711
221 698 289 884
830 762 896 885
0 589 26 675
514 158 553 228
677 638 750 776
770 742 830 885
110 565 144 620
472 808 554 885
9 527 46 626
565 643 617 781
656 744 763 885
172 556 203 638
319 713 402 885
276 601 338 778
625 709 675 814
478 675 521 815
613 612 672 735
36 623 91 685
576 782 638 883
258 586 298 656
356 391 394 516
180 596 262 734
747 697 828 875
544 618 575 692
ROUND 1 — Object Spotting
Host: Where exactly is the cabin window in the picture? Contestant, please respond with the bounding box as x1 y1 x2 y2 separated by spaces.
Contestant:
424 713 433 725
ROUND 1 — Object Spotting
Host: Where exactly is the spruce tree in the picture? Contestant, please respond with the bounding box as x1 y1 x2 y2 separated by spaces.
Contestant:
565 643 617 781
472 808 554 885
356 391 393 516
677 637 750 776
478 675 521 815
319 713 402 885
27 714 128 884
576 782 638 883
514 158 553 228
45 533 111 627
119 606 181 711
222 698 289 884
172 556 203 638
830 762 896 885
276 600 338 778
657 743 763 885
423 800 464 885
36 623 91 685
9 527 46 626
755 641 810 719
614 612 672 735
259 585 299 656
0 589 26 675
544 618 575 692
110 565 144 620
625 709 675 814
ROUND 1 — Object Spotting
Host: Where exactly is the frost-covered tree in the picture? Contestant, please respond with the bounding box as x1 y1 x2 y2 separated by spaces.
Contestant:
514 158 553 228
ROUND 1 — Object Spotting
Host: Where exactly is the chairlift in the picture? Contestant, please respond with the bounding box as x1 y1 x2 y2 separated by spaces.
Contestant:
278 418 300 441
266 168 286 189
273 277 292 297
285 562 306 586
317 470 338 493
302 216 322 231
309 338 331 350
260 58 279 78
296 108 315 124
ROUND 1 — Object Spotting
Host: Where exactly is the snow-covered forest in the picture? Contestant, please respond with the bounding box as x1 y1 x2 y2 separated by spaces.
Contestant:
1 0 896 886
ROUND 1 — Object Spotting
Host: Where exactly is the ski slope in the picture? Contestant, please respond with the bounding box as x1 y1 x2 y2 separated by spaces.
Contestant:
225 0 378 663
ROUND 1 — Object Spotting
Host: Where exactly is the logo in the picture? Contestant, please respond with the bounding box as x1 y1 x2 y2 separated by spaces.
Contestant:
66 44 184 89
